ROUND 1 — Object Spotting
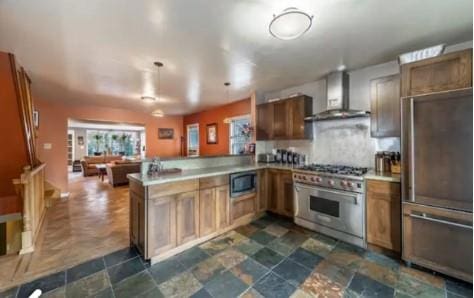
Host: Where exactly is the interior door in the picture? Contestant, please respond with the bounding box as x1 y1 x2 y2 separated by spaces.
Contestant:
402 88 473 212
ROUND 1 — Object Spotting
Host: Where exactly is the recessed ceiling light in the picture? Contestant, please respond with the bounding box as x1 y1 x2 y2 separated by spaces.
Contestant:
151 110 164 117
269 7 313 40
224 82 231 86
141 96 156 103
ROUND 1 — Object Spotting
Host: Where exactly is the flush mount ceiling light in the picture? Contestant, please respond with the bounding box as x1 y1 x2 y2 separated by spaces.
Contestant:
141 96 156 103
269 7 313 40
151 109 164 117
223 82 232 124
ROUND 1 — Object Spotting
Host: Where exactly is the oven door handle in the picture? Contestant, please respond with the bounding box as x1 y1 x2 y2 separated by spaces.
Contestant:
294 183 359 205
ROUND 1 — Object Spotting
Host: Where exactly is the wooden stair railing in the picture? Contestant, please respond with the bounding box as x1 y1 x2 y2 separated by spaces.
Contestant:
13 163 47 254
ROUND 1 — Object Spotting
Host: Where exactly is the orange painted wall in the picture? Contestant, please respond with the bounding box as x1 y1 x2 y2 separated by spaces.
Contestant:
0 52 29 197
35 99 183 192
182 98 251 156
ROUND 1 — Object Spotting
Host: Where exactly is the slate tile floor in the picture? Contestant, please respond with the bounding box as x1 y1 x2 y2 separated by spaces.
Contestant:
1 213 472 298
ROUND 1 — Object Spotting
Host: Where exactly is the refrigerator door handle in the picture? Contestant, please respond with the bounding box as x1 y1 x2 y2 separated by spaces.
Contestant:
409 213 473 230
410 97 416 202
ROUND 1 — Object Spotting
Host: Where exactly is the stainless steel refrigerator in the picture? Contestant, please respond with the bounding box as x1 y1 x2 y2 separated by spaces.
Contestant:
401 87 473 282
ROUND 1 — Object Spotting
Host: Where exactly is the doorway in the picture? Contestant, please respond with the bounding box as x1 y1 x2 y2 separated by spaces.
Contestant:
187 123 199 156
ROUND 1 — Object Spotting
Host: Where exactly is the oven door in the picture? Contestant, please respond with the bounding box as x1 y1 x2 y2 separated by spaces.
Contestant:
294 183 364 237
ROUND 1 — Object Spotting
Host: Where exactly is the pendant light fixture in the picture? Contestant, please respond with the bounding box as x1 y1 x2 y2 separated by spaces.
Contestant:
150 61 164 117
269 7 313 40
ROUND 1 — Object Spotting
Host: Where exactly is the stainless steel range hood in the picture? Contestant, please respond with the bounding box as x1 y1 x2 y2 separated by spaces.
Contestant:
305 71 370 121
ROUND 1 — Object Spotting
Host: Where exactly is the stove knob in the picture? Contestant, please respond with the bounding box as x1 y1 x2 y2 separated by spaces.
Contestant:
302 176 307 180
315 177 322 182
328 180 335 186
340 180 347 187
310 177 315 182
347 182 354 187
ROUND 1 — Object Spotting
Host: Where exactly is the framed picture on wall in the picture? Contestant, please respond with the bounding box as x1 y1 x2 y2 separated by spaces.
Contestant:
77 136 84 146
206 123 218 144
158 128 174 139
33 110 39 128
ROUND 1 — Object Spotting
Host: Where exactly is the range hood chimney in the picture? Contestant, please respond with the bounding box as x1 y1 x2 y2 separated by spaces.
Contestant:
305 71 370 121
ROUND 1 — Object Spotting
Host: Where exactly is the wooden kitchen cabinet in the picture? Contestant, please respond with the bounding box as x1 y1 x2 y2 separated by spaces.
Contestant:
256 103 273 140
288 96 313 139
257 169 268 212
401 49 472 97
267 169 294 217
366 179 401 253
148 195 177 256
256 95 312 140
273 100 289 139
130 187 145 254
216 185 230 229
199 188 216 237
370 74 401 137
280 172 294 217
176 191 199 245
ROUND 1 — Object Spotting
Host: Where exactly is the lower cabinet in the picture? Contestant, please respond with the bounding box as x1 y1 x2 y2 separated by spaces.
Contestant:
199 188 217 237
366 179 401 253
130 190 145 254
176 191 200 245
148 195 177 256
267 169 294 217
257 169 268 212
216 185 230 229
232 194 256 222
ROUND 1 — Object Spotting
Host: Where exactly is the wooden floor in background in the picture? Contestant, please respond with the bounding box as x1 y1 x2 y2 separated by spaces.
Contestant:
0 174 130 291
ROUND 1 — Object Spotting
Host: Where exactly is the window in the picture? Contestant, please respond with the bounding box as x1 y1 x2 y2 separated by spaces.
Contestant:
230 116 251 155
187 124 199 156
86 130 140 156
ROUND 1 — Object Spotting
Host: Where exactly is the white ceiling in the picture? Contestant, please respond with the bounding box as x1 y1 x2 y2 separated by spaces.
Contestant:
0 0 472 115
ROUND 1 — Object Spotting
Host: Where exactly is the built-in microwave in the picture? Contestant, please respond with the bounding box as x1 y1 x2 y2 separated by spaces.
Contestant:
229 171 257 198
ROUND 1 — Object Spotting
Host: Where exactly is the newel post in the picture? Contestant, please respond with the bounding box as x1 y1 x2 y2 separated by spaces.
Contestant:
19 166 34 254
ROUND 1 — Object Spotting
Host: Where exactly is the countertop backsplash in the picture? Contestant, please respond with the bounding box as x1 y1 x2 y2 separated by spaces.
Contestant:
256 117 401 168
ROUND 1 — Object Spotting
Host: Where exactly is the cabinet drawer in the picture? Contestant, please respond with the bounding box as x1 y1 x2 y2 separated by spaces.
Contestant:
402 203 472 282
199 175 229 189
367 180 400 197
149 179 198 198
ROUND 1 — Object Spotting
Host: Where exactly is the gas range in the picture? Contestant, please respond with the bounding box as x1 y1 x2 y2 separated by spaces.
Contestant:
293 164 368 248
293 164 368 193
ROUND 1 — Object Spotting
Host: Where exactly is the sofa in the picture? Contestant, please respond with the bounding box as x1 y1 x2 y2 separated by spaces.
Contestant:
81 155 123 176
106 161 141 186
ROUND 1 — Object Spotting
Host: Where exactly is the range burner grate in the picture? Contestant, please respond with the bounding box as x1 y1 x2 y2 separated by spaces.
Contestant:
298 164 368 176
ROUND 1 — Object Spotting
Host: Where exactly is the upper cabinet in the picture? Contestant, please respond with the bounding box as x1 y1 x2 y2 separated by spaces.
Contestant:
256 95 313 141
400 49 472 97
370 74 401 137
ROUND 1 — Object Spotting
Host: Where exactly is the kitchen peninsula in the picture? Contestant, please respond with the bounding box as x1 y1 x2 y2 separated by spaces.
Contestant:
127 155 296 264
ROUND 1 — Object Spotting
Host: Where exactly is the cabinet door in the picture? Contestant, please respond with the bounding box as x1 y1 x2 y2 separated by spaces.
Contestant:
148 195 177 258
199 188 217 237
370 74 401 137
401 49 472 97
256 103 274 140
176 191 199 245
280 172 294 217
267 170 279 212
366 180 401 252
130 192 146 254
288 96 312 139
257 170 267 212
273 101 289 139
216 185 230 229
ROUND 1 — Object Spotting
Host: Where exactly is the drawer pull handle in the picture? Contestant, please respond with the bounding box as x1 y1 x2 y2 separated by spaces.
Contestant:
409 213 472 230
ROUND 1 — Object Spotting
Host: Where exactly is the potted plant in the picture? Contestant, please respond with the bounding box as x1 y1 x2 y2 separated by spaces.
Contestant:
93 134 103 156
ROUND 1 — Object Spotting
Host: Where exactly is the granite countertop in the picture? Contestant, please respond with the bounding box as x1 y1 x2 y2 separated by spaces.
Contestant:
127 162 299 186
364 170 401 183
